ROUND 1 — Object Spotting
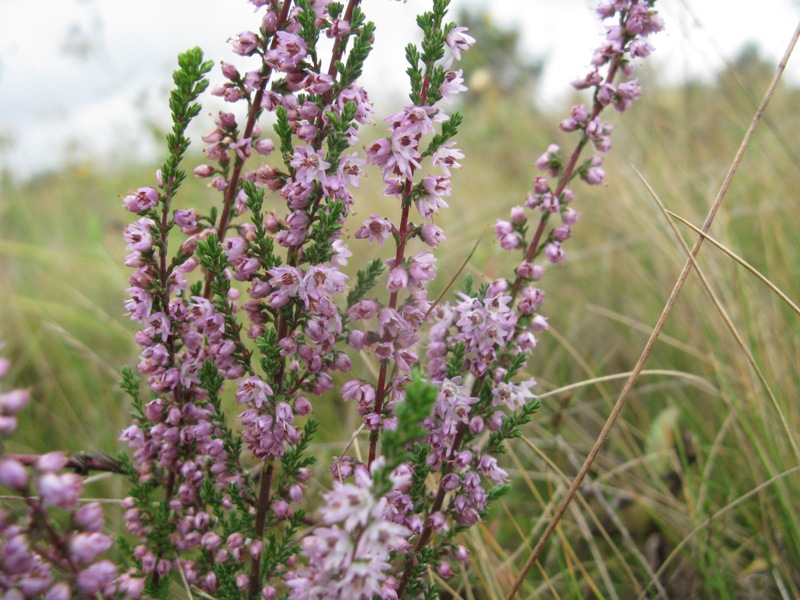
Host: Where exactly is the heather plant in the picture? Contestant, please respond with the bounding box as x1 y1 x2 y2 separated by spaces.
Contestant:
0 0 664 597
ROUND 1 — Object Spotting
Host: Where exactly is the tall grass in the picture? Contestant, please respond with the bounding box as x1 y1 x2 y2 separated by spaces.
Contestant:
1 52 799 597
448 54 800 597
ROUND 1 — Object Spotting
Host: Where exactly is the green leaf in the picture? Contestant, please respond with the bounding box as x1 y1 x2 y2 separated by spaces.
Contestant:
347 259 386 306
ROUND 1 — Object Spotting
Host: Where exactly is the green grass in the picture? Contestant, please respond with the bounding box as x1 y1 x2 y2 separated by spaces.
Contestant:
1 60 799 598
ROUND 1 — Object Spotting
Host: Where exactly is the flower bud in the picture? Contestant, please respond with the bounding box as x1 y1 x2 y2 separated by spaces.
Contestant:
221 61 239 80
437 561 453 579
0 389 29 415
455 545 470 563
0 459 27 490
254 138 275 156
74 502 105 532
36 452 69 472
193 164 215 178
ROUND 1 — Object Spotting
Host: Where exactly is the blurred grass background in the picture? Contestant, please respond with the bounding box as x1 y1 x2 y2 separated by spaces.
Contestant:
1 16 799 600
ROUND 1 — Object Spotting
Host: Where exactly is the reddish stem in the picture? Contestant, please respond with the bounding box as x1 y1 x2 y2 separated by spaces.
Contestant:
247 462 274 598
366 67 433 468
509 54 623 302
202 0 293 299
368 180 413 466
247 1 364 594
397 43 632 600
2 453 123 474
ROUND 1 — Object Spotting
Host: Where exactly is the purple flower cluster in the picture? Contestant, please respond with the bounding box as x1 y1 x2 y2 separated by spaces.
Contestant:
0 0 663 596
0 342 143 598
0 347 28 439
117 0 662 595
497 0 663 274
117 0 407 595
342 20 473 466
287 464 410 599
393 1 663 588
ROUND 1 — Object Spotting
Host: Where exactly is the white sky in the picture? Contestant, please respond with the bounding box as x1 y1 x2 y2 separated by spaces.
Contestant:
1 0 799 179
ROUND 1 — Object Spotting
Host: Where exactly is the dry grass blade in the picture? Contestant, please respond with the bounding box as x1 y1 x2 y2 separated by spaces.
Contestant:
553 436 669 599
535 369 718 401
586 304 715 366
636 465 800 600
424 234 483 321
513 440 646 597
637 169 800 464
505 17 800 599
664 209 800 317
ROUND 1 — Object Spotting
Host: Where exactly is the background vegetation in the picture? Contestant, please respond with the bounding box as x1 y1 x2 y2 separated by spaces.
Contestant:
1 14 798 599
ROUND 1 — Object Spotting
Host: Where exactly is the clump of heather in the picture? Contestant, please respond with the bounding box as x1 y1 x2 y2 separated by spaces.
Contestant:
0 341 143 598
0 0 662 597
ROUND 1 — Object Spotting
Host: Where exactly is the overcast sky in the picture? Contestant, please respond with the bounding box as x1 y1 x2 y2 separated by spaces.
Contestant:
1 0 799 180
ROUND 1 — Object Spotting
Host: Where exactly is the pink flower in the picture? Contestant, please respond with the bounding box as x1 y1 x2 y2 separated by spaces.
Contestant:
290 146 331 182
300 265 348 310
0 415 18 436
336 85 374 125
365 138 391 167
125 286 153 321
437 561 453 579
407 251 437 286
117 573 145 597
338 152 366 188
229 31 259 56
123 218 155 253
330 239 352 267
390 132 422 180
553 225 572 241
494 220 520 250
267 265 303 308
439 69 468 103
220 61 239 80
36 451 70 472
74 502 105 532
516 261 535 280
75 560 117 596
231 137 252 160
45 582 71 600
584 165 605 185
70 532 113 565
536 144 561 178
265 31 307 71
0 459 27 490
327 18 351 39
123 187 159 213
0 389 29 415
445 26 475 60
387 266 409 293
236 376 273 408
596 3 616 19
254 138 275 156
320 482 375 531
420 223 445 247
545 241 565 264
223 236 247 261
629 39 654 58
431 142 463 176
355 215 393 246
305 73 333 94
479 454 510 484
562 207 581 226
415 181 450 220
37 472 82 508
615 80 642 112
174 208 201 235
